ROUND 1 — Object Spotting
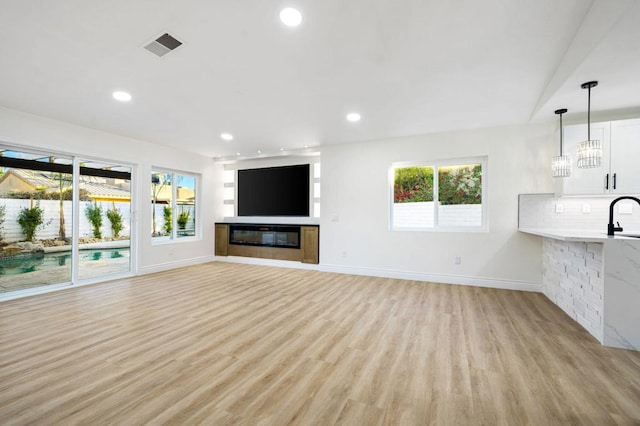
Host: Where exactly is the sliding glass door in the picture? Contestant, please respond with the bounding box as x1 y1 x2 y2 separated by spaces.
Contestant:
0 146 133 296
0 149 74 293
76 160 132 281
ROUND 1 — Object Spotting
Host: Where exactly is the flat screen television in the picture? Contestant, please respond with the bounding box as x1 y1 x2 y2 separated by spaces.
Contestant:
237 164 310 216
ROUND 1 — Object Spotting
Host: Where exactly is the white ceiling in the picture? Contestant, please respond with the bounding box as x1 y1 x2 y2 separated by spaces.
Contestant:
1 0 639 159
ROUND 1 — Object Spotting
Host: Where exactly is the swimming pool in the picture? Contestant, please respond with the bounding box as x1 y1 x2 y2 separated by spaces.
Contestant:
0 248 130 276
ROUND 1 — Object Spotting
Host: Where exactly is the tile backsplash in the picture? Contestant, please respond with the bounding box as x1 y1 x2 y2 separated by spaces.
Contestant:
519 193 640 232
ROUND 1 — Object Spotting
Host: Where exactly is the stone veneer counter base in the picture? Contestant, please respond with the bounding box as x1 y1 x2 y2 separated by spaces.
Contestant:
522 228 640 351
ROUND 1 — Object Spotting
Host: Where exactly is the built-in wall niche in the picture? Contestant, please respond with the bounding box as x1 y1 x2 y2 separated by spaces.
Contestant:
223 170 235 217
223 159 320 220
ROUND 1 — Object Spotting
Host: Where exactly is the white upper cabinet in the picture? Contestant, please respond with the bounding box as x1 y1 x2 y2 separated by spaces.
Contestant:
559 118 640 195
610 118 640 194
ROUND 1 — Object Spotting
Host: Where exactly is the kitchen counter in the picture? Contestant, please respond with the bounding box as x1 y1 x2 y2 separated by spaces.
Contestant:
521 227 640 352
519 227 640 242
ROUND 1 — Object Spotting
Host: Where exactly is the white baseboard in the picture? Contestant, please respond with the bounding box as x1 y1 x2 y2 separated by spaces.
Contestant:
139 255 216 275
213 257 542 292
320 264 542 292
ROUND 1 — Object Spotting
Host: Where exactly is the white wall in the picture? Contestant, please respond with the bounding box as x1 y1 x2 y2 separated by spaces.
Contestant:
319 123 554 290
0 106 219 274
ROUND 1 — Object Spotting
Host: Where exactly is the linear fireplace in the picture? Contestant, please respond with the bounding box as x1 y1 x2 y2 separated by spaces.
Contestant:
229 224 300 249
216 223 319 264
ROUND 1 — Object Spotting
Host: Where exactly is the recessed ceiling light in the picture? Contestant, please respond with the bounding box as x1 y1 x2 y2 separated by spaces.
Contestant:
280 147 285 151
280 7 302 27
346 112 361 122
112 91 132 102
236 152 241 156
220 133 233 141
304 145 309 148
257 150 262 154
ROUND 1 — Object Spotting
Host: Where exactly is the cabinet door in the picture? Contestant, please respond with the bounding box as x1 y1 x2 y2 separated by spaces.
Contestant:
301 226 319 264
215 224 228 256
610 118 640 194
561 122 611 195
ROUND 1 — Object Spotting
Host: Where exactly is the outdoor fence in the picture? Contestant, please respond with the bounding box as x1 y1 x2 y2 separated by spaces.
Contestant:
392 202 482 228
0 199 132 243
151 204 196 237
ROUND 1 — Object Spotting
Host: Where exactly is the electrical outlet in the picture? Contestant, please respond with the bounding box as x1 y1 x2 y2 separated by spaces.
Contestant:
455 257 461 265
582 204 591 213
555 203 563 213
341 250 347 258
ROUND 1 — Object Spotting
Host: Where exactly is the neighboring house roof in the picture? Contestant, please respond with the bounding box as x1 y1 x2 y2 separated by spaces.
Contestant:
80 181 130 201
0 169 54 189
0 169 130 202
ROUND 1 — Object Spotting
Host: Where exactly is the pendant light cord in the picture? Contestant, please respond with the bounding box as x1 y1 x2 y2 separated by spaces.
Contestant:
581 81 597 142
560 112 564 156
587 86 591 141
554 108 567 156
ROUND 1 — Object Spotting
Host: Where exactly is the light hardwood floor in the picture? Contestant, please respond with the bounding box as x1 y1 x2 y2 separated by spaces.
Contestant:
1 262 639 425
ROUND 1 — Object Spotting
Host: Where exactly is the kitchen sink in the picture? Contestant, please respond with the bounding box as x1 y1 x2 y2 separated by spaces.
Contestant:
617 233 640 238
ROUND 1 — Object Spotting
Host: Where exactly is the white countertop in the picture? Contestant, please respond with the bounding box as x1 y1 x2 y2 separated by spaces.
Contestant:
518 228 640 242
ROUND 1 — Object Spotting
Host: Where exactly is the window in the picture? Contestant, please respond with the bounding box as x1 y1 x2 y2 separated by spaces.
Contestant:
152 170 197 240
391 157 486 231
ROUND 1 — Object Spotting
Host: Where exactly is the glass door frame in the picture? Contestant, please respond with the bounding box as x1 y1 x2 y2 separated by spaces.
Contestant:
0 145 137 301
72 156 137 285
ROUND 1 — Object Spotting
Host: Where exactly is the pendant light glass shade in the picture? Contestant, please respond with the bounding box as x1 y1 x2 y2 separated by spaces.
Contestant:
552 155 571 177
577 81 602 168
552 108 571 178
576 140 602 168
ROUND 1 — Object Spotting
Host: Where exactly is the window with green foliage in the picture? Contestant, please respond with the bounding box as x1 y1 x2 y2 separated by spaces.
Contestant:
151 170 197 240
393 166 434 203
391 157 486 230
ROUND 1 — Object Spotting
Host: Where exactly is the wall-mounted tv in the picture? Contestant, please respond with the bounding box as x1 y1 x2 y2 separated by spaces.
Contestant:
237 164 310 216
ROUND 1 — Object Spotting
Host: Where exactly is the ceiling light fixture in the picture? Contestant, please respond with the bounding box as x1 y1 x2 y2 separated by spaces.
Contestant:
577 81 601 168
112 91 132 102
220 133 233 141
552 108 571 178
280 7 302 27
346 112 361 122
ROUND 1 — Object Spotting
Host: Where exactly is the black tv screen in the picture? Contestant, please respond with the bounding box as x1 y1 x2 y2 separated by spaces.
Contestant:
237 164 310 216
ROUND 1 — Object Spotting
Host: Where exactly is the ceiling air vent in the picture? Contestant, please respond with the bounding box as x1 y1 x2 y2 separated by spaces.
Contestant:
144 33 183 57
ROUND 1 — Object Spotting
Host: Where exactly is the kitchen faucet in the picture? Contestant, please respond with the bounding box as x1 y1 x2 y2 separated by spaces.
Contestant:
608 196 640 236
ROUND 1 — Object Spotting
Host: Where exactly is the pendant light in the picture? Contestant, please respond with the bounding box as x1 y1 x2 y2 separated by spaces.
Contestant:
552 108 571 178
577 81 602 168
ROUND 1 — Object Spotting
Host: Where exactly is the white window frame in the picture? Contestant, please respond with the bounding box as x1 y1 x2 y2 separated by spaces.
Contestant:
390 156 488 232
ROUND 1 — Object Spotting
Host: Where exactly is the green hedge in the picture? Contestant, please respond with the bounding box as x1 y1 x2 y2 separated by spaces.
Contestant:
394 167 434 203
394 164 481 205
